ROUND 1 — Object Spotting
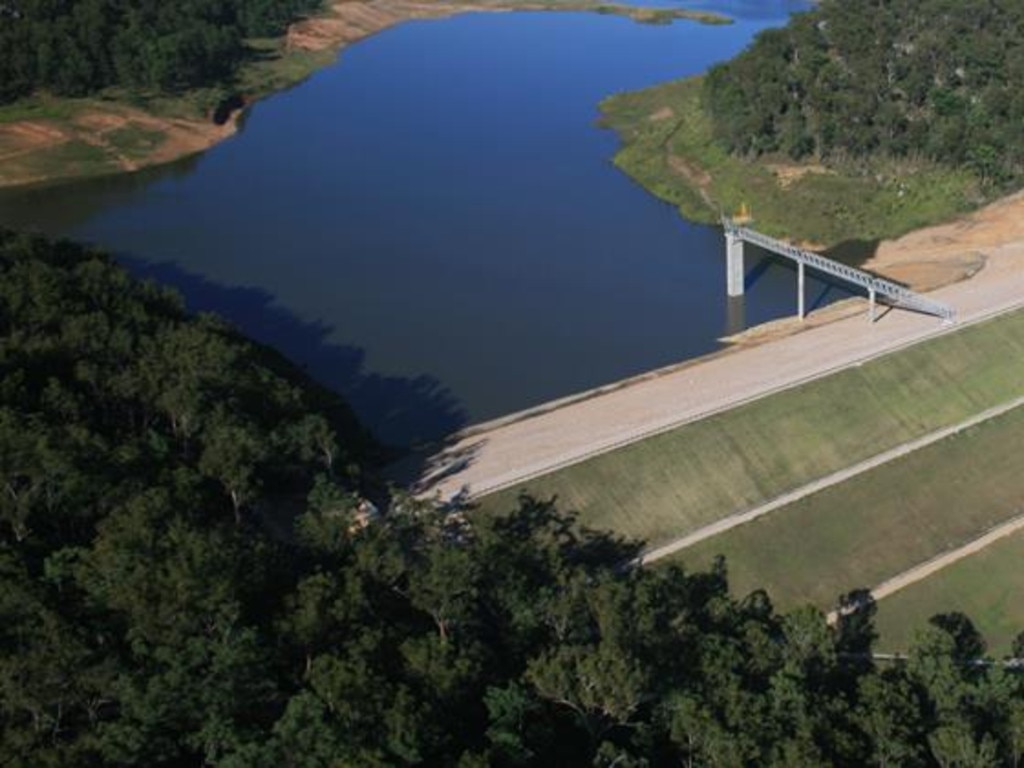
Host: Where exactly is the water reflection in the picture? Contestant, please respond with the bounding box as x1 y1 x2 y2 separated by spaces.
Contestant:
123 257 468 446
0 4 829 446
0 155 202 232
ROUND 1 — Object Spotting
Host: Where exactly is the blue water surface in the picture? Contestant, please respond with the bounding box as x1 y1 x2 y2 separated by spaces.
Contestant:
0 3 831 445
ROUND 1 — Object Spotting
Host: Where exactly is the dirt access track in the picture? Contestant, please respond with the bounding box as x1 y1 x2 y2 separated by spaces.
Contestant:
413 191 1024 500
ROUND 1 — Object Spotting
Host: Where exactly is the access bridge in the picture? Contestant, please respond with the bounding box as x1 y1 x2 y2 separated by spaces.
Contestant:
723 219 956 324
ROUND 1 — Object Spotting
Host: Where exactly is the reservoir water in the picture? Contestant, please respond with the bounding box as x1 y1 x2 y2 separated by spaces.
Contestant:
0 0 829 446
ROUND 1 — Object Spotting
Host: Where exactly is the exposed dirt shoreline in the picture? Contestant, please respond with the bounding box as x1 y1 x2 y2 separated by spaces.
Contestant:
0 105 241 189
0 0 724 189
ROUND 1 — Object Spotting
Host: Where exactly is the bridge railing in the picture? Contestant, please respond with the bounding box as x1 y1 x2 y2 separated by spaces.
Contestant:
724 220 956 323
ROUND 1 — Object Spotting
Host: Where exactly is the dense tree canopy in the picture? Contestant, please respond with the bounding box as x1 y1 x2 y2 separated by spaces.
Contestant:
4 229 1024 765
0 0 321 102
704 0 1024 185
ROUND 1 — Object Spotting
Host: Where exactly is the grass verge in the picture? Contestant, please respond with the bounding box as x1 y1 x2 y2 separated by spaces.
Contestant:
479 308 1024 549
599 77 982 247
873 528 1024 657
672 405 1024 616
0 97 82 124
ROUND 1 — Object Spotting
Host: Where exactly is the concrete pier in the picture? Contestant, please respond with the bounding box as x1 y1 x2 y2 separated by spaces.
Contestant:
798 261 805 320
726 231 745 297
725 295 746 336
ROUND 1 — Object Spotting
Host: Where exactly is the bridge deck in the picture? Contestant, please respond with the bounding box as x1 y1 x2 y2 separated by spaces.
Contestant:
724 220 956 323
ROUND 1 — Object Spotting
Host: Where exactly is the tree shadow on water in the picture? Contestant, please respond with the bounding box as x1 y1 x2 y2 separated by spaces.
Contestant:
119 257 468 451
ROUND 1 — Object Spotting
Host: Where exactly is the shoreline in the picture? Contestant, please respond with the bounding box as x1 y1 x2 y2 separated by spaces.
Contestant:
407 192 1024 499
413 187 1024 454
0 0 727 191
599 75 992 284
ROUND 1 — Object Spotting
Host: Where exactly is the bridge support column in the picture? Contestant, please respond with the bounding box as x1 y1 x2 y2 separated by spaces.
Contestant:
726 231 744 297
725 295 746 336
797 262 805 320
868 288 876 323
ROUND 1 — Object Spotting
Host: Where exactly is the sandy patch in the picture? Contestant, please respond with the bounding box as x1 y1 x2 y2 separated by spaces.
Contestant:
876 252 987 292
867 191 1024 278
648 106 674 121
833 189 1024 294
766 161 832 189
72 112 130 132
0 102 239 186
287 0 506 51
0 121 71 160
667 153 714 207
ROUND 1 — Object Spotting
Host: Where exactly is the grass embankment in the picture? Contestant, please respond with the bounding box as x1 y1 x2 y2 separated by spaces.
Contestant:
479 308 1024 549
600 77 982 248
0 1 728 189
675 405 1024 612
873 528 1024 657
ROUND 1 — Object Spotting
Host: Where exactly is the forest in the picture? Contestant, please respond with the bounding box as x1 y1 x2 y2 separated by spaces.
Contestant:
703 0 1024 186
0 0 322 102
4 228 1024 765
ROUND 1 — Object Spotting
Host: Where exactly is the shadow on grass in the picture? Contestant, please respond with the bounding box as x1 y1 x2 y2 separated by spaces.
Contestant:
120 257 468 456
823 238 881 269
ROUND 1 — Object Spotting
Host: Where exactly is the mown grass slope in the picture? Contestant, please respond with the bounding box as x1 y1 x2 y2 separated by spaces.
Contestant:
480 309 1024 549
673 405 1024 613
874 528 1024 657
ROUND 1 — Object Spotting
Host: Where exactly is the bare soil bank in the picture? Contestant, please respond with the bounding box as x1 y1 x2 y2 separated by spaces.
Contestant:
0 106 238 188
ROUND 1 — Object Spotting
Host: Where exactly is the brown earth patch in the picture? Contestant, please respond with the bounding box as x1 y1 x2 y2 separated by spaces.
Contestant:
0 121 72 160
72 112 131 132
864 190 1024 290
766 161 833 189
878 253 986 292
648 106 674 121
0 104 237 187
667 153 714 207
287 0 516 52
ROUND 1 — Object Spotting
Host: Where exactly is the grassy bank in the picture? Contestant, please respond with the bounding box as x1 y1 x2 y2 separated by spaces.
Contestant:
874 528 1024 656
600 77 983 248
479 308 1024 549
674 405 1024 614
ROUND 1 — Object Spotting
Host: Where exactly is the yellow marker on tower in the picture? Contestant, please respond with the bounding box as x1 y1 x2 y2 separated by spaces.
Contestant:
734 202 752 224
